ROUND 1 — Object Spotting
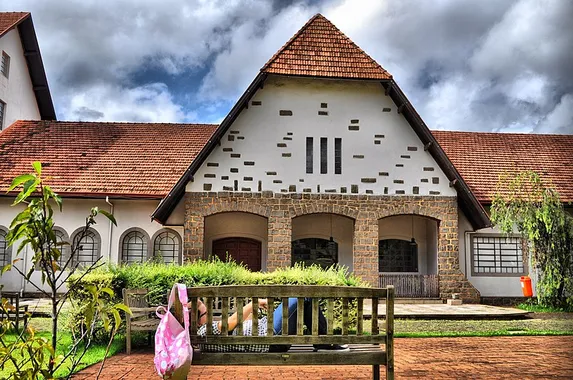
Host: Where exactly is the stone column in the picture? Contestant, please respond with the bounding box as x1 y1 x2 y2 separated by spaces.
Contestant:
267 209 292 271
353 211 379 286
183 195 204 262
437 201 480 302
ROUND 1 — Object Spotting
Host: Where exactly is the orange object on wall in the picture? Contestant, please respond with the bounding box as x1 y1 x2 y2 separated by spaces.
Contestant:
520 276 533 297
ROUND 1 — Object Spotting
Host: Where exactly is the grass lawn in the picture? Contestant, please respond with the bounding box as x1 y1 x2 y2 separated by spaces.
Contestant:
0 317 124 379
392 315 573 338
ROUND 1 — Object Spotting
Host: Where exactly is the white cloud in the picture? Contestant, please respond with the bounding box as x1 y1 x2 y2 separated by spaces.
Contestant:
536 94 573 134
63 83 196 123
1 0 571 134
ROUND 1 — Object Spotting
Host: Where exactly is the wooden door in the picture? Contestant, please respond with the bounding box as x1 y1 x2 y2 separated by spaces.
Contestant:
212 237 262 271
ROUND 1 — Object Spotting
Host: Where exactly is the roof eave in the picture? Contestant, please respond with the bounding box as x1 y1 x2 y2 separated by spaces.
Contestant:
16 15 56 120
152 72 268 224
381 79 492 230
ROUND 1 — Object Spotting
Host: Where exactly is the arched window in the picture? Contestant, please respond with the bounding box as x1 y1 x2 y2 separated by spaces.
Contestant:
0 226 11 268
120 228 150 264
71 228 101 266
378 239 418 273
152 229 181 264
53 227 70 269
292 238 338 269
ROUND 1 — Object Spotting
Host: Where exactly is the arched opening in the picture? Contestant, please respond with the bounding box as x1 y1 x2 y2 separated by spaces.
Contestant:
378 214 439 297
71 227 102 266
291 213 354 271
204 212 268 271
152 228 182 264
120 228 151 264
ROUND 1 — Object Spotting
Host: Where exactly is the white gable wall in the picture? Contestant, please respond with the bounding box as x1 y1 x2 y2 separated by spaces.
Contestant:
188 76 455 196
0 28 41 130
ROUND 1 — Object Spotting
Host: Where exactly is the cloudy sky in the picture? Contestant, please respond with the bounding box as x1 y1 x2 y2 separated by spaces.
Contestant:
2 0 572 133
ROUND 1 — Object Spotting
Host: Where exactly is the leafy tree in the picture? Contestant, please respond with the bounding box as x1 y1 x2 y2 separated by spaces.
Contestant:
491 170 573 308
0 162 129 379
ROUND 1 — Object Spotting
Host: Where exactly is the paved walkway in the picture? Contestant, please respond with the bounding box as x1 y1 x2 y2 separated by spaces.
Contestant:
364 302 530 319
73 336 573 379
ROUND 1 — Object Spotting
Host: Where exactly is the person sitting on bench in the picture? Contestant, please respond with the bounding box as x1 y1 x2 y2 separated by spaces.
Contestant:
196 298 348 352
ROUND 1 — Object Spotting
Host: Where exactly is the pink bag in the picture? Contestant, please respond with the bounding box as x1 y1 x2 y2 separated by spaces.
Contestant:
154 283 193 379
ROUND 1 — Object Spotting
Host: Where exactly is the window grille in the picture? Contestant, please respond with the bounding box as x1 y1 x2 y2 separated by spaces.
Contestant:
292 238 338 269
153 230 180 263
320 137 328 174
1 52 9 78
121 230 148 264
306 137 313 173
378 239 418 272
335 138 342 174
0 227 10 268
0 101 5 131
72 228 101 266
471 235 525 275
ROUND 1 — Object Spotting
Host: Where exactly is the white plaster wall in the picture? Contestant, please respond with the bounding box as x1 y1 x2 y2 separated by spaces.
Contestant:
188 76 455 197
204 212 268 269
378 215 438 274
0 29 41 130
458 209 535 297
291 214 354 271
0 197 182 293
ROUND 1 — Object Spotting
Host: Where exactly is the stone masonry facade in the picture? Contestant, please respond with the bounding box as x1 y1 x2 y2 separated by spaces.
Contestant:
184 191 480 302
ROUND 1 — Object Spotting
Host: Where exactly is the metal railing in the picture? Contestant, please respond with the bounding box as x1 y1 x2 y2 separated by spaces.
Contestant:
378 274 439 298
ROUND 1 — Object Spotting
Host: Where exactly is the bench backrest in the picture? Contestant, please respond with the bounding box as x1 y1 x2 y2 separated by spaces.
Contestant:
122 288 152 319
173 285 394 350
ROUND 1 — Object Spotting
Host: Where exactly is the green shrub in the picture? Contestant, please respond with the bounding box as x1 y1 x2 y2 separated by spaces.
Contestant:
69 259 367 305
68 259 368 337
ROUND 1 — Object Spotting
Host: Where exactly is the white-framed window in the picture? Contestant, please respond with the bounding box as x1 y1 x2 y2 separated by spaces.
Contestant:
152 229 181 264
53 227 70 269
471 234 526 276
120 228 150 264
0 100 5 131
1 51 9 78
71 227 101 266
0 226 11 268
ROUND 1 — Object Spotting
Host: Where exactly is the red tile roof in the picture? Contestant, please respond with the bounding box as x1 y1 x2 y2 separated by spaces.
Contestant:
262 14 392 80
0 12 29 38
432 130 573 204
0 120 217 198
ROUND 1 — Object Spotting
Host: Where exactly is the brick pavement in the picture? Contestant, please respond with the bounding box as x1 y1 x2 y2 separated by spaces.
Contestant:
73 336 573 379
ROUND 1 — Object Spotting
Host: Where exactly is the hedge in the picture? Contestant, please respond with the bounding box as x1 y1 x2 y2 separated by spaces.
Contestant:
68 259 367 305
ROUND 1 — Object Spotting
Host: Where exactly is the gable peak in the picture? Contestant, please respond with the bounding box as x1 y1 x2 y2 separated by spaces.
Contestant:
261 13 392 80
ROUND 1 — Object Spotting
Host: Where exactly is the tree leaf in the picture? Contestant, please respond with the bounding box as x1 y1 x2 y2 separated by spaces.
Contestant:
7 174 35 192
31 161 42 176
98 209 117 226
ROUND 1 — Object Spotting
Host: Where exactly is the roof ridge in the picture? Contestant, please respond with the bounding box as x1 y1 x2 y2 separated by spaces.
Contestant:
261 13 322 71
261 13 391 79
318 15 391 78
432 129 573 138
11 119 219 127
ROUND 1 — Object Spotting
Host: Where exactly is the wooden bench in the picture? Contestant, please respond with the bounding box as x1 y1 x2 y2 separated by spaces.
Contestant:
122 288 160 354
0 292 29 331
173 285 394 380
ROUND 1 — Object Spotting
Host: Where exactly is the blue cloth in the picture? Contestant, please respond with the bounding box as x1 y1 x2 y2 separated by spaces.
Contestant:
272 297 327 335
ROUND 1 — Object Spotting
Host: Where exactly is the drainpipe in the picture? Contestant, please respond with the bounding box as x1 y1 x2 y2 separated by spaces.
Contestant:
105 196 114 263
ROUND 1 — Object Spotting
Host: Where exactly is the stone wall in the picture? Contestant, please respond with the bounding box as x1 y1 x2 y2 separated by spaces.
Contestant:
184 191 480 302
